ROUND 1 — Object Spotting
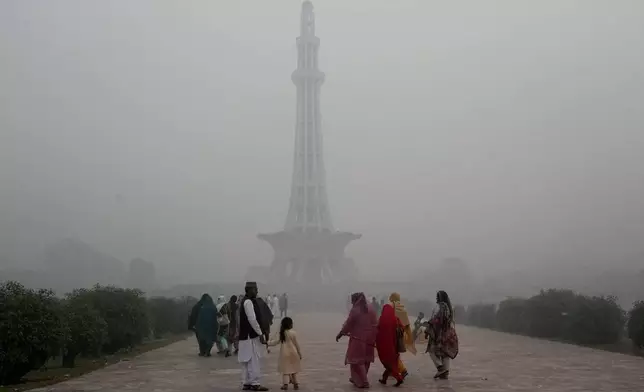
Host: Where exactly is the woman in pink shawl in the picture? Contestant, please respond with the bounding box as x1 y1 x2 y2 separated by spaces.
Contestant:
336 292 378 388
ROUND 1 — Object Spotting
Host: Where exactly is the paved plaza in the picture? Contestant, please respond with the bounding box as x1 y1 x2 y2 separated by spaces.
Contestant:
34 312 643 392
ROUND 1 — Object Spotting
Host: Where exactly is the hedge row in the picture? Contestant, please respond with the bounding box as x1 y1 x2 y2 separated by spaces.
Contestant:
0 281 197 385
462 289 644 350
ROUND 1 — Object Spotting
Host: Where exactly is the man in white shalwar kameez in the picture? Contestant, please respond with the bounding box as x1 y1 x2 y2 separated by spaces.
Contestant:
270 294 280 319
238 282 269 391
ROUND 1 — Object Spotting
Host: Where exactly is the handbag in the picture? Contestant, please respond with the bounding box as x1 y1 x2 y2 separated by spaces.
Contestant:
217 305 230 326
218 314 230 326
395 326 407 353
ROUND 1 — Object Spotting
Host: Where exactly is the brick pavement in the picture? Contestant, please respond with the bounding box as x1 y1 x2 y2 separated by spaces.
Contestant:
33 312 644 392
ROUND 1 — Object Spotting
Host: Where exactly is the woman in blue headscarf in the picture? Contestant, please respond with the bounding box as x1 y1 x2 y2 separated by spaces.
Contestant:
196 294 219 357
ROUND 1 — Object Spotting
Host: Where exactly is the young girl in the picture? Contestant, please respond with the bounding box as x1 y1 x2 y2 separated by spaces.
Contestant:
268 317 302 390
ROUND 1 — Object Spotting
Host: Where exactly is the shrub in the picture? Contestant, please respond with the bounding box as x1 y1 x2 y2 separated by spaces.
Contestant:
627 301 644 349
466 303 497 329
562 295 625 345
496 298 529 334
147 296 196 338
0 281 63 384
453 304 466 324
524 289 577 339
60 289 108 367
80 285 150 353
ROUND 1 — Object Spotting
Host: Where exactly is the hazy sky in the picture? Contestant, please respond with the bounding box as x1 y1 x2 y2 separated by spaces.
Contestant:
2 0 643 281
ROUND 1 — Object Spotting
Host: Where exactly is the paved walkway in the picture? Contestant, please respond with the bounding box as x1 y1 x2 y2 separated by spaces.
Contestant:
34 313 643 392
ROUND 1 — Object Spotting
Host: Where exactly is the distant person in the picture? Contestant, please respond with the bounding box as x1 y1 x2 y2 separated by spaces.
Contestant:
279 293 289 318
216 295 232 357
376 300 404 386
268 317 302 390
235 294 244 351
195 294 219 357
371 297 381 316
412 312 426 342
271 294 280 319
425 290 459 380
188 294 207 356
228 295 240 355
265 295 273 313
336 292 377 389
238 281 269 391
390 292 416 379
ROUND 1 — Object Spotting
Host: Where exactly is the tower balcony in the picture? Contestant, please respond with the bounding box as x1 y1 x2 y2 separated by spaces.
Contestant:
296 36 320 46
291 69 325 84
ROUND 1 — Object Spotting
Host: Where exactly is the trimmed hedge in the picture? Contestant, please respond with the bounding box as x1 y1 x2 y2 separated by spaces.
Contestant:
61 289 109 367
463 289 631 347
0 282 63 384
628 301 644 349
0 281 195 385
148 296 198 339
464 303 497 329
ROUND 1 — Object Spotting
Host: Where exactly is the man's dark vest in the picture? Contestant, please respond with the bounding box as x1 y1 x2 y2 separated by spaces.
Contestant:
239 297 262 340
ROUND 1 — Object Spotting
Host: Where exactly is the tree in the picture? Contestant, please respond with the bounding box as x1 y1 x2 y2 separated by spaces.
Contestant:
0 281 63 384
453 304 466 324
524 289 577 339
60 289 108 367
562 295 625 345
496 298 529 334
466 303 496 328
147 296 195 338
628 301 644 349
80 285 150 353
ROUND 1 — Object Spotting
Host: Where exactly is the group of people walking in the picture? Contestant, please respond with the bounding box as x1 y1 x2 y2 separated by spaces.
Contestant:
188 294 238 357
189 285 456 390
188 292 289 359
337 290 458 388
188 284 294 391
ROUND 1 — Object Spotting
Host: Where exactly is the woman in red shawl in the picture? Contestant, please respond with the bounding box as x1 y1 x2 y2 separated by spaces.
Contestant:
376 302 404 386
336 292 378 389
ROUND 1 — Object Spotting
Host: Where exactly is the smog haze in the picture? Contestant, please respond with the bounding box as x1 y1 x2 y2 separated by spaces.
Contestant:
1 0 643 289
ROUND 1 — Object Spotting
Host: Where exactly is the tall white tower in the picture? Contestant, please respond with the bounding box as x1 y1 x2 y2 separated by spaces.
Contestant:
285 0 332 231
257 1 360 285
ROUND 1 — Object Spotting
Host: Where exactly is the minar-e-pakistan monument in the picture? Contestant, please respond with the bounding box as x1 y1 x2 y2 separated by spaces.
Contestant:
257 1 361 286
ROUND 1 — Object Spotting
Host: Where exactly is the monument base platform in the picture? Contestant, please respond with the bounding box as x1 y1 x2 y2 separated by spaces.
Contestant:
257 229 361 286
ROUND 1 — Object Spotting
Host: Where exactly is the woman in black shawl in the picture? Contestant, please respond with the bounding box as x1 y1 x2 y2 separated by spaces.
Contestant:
228 295 239 354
